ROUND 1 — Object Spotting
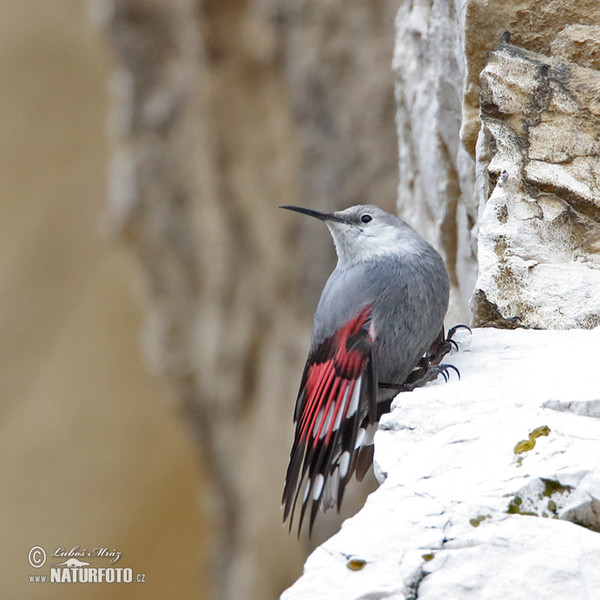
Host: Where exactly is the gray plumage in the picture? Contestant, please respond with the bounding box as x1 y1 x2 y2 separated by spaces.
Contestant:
281 204 451 534
314 205 449 394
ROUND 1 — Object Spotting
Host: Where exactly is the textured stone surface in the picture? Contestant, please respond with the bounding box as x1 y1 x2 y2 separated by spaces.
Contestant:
461 1 600 157
394 1 600 329
0 2 204 599
551 24 600 70
281 328 600 599
473 43 600 328
394 0 477 324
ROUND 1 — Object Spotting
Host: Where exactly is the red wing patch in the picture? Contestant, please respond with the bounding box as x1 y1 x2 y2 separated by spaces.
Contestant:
282 305 377 534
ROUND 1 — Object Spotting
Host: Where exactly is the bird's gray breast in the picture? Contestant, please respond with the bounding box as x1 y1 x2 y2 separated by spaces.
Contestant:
312 248 449 385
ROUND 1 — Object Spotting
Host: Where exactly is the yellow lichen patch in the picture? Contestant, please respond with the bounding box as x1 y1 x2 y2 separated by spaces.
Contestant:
346 558 367 571
514 425 551 455
530 425 551 439
422 553 435 562
514 439 535 454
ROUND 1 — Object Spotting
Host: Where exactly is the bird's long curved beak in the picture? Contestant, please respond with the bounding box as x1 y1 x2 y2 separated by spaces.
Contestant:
279 205 345 223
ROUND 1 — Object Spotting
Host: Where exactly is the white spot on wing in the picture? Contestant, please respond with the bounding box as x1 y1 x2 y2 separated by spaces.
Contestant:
339 451 351 478
312 473 324 501
329 468 339 506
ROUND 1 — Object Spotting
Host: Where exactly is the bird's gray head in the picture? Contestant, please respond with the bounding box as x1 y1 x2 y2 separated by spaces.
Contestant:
280 204 423 268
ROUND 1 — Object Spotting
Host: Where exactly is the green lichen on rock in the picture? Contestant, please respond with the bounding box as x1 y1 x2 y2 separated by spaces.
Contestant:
506 477 574 518
469 514 491 527
506 496 523 515
507 496 523 514
539 479 572 518
422 553 435 562
513 425 551 457
507 495 537 516
508 496 522 511
540 478 573 498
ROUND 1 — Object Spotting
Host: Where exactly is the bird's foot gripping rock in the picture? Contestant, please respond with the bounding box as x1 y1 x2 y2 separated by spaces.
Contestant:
428 324 471 365
379 324 470 393
379 363 460 393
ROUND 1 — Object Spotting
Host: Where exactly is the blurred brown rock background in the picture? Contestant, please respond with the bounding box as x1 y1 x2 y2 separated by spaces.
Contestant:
2 0 401 598
96 1 402 599
1 1 205 598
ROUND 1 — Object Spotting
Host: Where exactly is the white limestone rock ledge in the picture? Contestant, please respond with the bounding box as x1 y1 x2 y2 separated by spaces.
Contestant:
281 327 600 600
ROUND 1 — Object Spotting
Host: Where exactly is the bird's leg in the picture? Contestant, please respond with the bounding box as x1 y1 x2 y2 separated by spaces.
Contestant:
379 363 460 393
402 355 429 384
378 325 469 393
427 324 471 365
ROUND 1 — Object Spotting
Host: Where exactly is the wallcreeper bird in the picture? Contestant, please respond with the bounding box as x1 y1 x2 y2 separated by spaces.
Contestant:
280 204 463 535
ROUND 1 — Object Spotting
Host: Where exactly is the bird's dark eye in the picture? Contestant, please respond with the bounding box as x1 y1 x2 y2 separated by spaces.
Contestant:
360 214 372 224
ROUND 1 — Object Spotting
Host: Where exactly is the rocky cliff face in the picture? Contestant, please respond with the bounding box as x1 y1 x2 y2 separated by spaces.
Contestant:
394 0 600 329
0 3 205 599
474 39 600 329
281 328 600 599
394 0 476 324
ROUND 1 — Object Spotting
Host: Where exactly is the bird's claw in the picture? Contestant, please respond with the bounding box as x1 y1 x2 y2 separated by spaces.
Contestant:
427 324 471 365
444 324 471 354
446 324 472 340
380 327 467 393
382 362 460 392
436 363 460 382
